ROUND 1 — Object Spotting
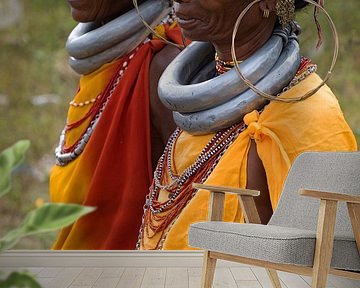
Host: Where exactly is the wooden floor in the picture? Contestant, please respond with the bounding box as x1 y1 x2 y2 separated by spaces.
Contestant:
1 251 359 288
2 266 360 288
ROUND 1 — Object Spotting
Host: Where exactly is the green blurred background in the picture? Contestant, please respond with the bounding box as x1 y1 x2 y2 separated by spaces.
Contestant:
0 0 359 249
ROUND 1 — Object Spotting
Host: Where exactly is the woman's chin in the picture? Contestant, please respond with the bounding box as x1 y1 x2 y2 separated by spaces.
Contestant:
70 8 93 23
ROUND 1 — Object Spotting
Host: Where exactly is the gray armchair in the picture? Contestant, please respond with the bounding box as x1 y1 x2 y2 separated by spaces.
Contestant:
189 151 360 288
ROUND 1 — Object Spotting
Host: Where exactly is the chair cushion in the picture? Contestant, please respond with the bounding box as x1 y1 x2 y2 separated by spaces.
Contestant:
189 222 360 272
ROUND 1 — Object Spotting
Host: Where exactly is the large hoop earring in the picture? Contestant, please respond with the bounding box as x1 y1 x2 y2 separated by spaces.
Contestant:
132 0 186 49
231 0 339 103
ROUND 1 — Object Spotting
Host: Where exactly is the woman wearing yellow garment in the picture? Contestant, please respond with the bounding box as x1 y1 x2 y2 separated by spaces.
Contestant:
138 0 357 250
50 0 186 249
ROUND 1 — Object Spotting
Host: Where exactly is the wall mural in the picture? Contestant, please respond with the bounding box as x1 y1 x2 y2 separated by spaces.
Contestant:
0 0 359 250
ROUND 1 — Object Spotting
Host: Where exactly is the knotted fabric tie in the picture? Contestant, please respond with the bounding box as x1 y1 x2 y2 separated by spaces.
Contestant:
244 110 263 141
244 110 291 168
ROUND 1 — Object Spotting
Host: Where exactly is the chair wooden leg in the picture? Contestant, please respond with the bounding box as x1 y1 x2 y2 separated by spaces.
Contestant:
312 200 337 288
347 203 360 253
266 269 282 288
201 251 217 288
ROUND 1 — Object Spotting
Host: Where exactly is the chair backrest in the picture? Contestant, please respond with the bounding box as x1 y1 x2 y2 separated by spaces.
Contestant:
269 151 360 239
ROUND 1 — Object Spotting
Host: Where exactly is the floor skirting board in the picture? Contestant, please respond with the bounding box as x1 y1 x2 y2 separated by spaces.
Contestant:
0 250 247 268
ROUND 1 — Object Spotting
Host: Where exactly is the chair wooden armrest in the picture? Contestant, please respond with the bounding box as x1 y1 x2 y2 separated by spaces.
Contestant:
192 183 261 223
299 189 360 204
192 183 260 196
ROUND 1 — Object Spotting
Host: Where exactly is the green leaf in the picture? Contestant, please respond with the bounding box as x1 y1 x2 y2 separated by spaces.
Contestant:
0 271 41 288
0 140 30 198
0 203 96 251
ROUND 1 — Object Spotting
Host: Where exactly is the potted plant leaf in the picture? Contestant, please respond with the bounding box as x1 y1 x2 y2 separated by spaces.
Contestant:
0 141 95 287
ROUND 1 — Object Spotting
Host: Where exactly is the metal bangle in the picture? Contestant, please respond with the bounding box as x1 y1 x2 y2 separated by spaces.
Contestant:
67 0 170 74
69 29 149 75
173 39 300 134
67 0 169 58
159 32 285 113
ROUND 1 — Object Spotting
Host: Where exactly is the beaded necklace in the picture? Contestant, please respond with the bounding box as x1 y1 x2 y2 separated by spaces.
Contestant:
69 94 101 107
280 56 317 95
216 53 316 76
215 53 242 74
216 54 317 93
55 46 140 166
137 121 247 250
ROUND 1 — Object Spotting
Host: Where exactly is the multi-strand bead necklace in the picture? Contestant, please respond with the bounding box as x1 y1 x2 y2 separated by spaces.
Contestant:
215 53 242 74
137 121 247 250
55 46 140 166
280 56 317 95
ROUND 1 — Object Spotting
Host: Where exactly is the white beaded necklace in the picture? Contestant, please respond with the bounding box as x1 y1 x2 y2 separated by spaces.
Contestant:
55 48 139 166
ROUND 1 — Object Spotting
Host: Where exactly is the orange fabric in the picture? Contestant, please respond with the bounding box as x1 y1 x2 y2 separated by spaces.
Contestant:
50 26 184 249
140 73 358 250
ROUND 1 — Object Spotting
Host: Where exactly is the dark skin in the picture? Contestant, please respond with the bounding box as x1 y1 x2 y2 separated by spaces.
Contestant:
174 0 277 60
149 45 182 170
174 0 279 223
66 0 181 168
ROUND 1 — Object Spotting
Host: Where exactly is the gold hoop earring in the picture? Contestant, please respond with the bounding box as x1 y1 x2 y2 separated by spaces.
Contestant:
132 0 186 49
263 9 270 18
231 0 339 103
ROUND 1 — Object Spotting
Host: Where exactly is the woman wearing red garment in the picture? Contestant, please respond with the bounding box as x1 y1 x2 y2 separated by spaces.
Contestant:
50 0 184 249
